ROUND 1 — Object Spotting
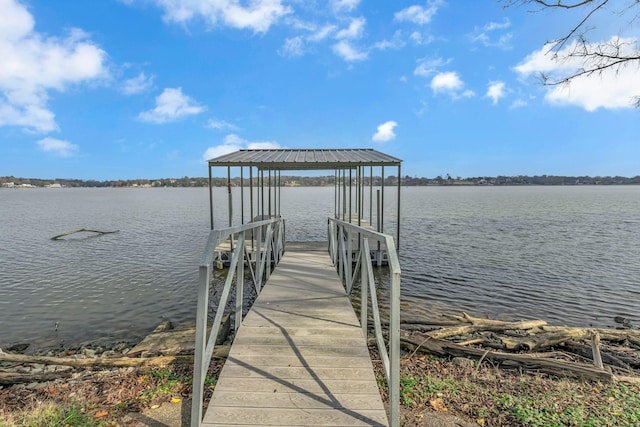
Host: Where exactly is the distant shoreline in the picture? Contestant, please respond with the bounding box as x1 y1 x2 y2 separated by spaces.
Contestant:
3 174 640 188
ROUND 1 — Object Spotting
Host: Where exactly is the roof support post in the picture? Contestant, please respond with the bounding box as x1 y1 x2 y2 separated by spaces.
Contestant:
369 166 373 227
397 164 401 252
227 166 234 252
334 169 338 218
268 169 272 218
357 166 362 226
240 167 244 225
381 166 385 234
208 164 214 230
348 168 352 224
249 167 254 222
342 169 347 219
260 170 264 220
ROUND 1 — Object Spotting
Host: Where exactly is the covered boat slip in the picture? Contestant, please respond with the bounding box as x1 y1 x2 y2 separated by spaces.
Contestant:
192 149 402 426
206 148 402 249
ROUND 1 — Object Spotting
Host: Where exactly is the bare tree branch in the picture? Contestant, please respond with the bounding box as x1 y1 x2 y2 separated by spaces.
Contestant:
505 0 640 106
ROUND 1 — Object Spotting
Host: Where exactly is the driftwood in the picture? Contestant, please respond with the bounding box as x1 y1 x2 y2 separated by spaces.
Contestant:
0 371 73 385
0 346 230 385
442 312 518 326
394 312 640 383
542 326 640 347
401 331 613 382
429 319 547 340
501 329 590 351
51 228 119 240
0 346 229 369
563 341 640 370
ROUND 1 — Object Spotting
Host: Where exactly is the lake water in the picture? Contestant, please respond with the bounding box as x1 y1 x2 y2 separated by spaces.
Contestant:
0 186 638 351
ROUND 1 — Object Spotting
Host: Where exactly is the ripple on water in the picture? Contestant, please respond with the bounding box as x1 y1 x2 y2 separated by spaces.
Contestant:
1 186 639 350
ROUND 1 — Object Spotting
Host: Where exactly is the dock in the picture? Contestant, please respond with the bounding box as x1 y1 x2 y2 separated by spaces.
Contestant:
202 244 388 426
193 149 402 426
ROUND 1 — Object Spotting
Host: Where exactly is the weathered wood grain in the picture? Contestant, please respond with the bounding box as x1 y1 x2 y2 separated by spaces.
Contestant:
202 246 388 427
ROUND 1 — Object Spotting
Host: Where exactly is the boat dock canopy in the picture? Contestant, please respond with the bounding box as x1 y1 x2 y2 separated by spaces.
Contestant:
206 148 402 250
208 148 401 170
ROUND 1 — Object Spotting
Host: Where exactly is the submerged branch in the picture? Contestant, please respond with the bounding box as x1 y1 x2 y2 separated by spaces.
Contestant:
51 228 119 240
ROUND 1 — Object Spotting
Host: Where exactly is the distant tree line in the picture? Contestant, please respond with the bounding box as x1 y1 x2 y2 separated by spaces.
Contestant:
2 174 639 188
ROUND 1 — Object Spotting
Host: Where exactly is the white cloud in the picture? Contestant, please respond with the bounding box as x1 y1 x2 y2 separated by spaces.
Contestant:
414 57 450 77
332 40 368 62
138 87 205 123
471 18 512 49
486 81 506 105
372 120 397 143
148 0 291 33
36 137 78 157
202 133 282 160
430 71 475 99
409 31 434 46
373 30 405 50
510 99 527 109
515 37 640 111
430 71 463 92
394 1 442 25
0 0 108 133
332 0 360 13
308 24 337 42
206 118 237 130
335 17 365 40
471 18 513 50
279 36 305 57
278 21 338 58
484 19 511 32
122 72 154 95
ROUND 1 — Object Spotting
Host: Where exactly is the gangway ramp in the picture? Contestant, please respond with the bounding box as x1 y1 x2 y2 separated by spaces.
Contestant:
202 245 388 426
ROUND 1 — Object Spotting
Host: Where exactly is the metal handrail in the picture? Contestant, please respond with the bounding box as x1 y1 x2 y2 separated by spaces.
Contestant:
191 217 285 427
327 217 401 427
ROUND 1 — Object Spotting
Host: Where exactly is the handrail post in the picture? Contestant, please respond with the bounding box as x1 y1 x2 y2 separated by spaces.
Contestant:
192 218 285 427
346 227 352 293
360 236 368 339
191 263 211 427
390 268 401 427
235 235 245 333
327 217 401 427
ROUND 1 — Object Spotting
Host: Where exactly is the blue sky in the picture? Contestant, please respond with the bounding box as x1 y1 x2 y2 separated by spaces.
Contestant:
1 0 638 180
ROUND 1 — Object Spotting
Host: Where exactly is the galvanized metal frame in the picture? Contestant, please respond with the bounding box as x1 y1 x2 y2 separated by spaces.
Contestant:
199 149 402 426
191 218 285 427
207 149 402 251
327 217 401 427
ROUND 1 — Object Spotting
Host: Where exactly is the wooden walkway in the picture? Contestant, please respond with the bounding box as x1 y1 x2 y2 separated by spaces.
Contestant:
202 244 388 426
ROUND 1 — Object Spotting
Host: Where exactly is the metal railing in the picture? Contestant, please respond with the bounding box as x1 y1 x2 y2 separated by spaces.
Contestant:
191 217 285 427
327 217 401 427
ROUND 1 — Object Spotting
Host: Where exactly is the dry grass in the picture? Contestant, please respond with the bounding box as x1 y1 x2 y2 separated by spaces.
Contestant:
372 350 640 427
0 363 221 427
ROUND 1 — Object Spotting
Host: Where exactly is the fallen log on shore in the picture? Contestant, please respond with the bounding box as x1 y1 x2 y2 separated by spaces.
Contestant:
401 331 614 383
428 319 547 340
0 371 74 385
0 346 229 369
391 312 640 384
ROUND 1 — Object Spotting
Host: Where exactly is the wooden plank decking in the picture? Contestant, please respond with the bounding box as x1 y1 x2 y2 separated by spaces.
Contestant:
202 244 388 426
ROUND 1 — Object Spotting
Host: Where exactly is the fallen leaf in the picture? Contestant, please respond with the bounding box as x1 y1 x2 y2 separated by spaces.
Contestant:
95 410 108 418
171 397 182 403
430 397 448 412
151 404 160 409
477 417 485 425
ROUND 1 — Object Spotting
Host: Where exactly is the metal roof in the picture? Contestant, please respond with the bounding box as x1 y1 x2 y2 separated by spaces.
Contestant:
208 149 401 170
